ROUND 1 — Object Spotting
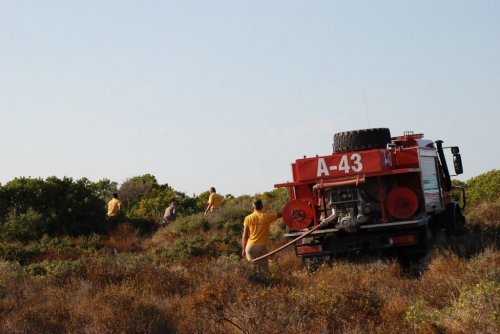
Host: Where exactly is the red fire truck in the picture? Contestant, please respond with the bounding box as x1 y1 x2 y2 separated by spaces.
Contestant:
275 128 465 264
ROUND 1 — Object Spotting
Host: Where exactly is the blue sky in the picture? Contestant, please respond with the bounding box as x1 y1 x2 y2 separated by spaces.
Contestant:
1 0 499 196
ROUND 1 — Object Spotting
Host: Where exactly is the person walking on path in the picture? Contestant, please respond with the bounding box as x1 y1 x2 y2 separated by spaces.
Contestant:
241 199 282 272
107 192 121 218
204 187 223 215
163 202 177 225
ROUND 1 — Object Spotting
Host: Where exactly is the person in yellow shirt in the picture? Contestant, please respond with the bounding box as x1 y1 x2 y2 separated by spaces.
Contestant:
241 199 282 272
204 187 223 215
107 192 121 218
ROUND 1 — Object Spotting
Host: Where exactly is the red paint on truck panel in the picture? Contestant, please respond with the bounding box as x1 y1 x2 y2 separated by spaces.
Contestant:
293 149 396 183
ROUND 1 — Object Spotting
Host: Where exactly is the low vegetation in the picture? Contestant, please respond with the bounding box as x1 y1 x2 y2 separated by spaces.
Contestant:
0 171 498 333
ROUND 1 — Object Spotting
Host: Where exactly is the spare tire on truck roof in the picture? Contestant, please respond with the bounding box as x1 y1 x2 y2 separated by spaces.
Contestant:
333 128 392 153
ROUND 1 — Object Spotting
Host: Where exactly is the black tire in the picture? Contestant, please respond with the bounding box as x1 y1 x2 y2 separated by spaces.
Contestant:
333 128 392 153
444 202 467 236
398 225 431 262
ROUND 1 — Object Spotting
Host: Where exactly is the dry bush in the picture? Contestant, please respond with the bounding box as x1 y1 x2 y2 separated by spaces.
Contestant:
0 259 182 333
0 278 173 334
148 228 240 261
168 256 417 334
438 280 499 334
166 256 252 334
1 199 498 334
125 261 192 298
80 252 193 298
463 247 500 282
426 201 500 259
465 201 500 245
404 248 500 333
0 280 71 334
419 251 468 307
1 245 498 334
292 263 386 332
267 247 304 284
232 285 321 334
68 283 172 334
105 223 141 252
143 226 181 249
80 253 134 287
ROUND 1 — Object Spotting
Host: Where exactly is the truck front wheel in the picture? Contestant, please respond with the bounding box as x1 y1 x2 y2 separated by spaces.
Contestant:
444 202 467 236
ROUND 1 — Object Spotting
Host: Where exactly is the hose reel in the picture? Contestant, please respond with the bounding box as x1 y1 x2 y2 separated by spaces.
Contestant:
282 199 314 231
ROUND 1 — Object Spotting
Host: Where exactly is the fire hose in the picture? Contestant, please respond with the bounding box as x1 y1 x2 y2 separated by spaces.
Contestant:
251 213 335 263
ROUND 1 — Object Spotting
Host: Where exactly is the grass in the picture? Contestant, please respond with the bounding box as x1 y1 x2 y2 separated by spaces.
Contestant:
0 204 499 333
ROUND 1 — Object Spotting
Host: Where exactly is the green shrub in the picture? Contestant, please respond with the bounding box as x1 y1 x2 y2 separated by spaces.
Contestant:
463 202 500 252
0 235 104 266
220 206 248 223
118 174 162 211
405 300 439 329
24 260 82 280
0 241 43 264
0 177 107 238
465 169 500 207
38 234 74 253
30 234 103 259
24 263 47 276
269 220 287 242
202 234 241 257
222 219 242 235
171 215 210 234
441 280 500 331
0 260 24 297
213 207 246 235
0 209 48 241
152 236 207 260
75 234 105 252
121 174 200 220
170 237 206 258
404 281 500 333
261 188 290 212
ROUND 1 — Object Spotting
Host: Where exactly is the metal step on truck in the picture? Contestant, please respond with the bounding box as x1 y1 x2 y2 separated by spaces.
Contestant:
275 128 466 265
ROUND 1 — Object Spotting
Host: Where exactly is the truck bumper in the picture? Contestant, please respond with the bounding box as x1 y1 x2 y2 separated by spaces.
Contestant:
287 217 429 260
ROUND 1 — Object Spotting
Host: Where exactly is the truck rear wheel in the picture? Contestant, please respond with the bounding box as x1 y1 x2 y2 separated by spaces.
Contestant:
333 128 392 153
397 225 432 277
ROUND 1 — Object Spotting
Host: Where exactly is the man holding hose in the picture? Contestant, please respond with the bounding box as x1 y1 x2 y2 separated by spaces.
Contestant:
241 199 282 272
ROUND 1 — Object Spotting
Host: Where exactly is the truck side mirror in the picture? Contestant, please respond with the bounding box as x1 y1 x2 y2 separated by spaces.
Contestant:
453 153 463 175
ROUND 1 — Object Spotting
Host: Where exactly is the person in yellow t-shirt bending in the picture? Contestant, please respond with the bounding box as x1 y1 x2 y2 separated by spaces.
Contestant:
204 187 223 215
241 199 282 272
